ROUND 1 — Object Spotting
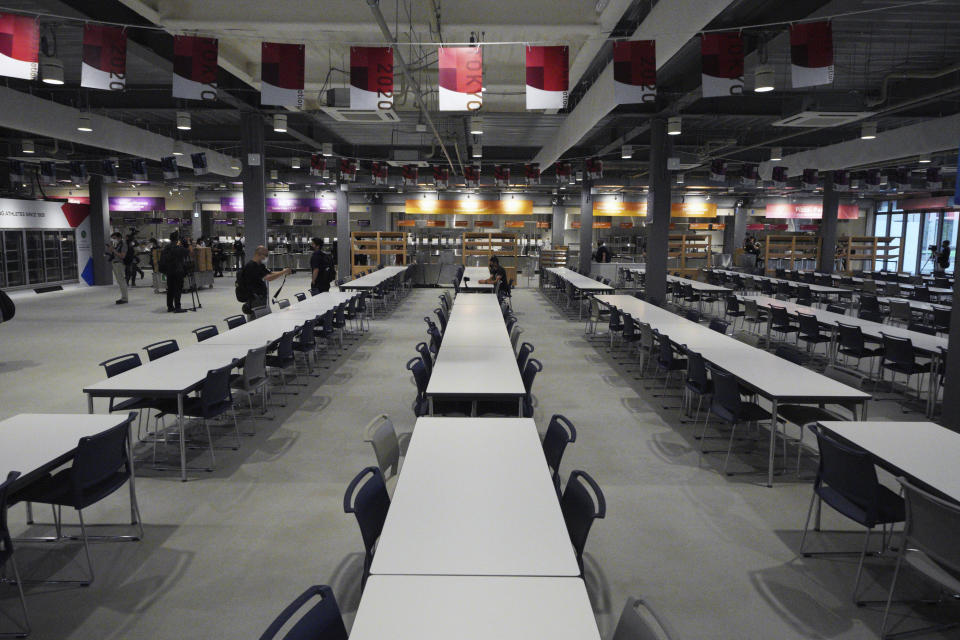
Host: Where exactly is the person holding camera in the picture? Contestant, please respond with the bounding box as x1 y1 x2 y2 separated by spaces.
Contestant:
238 245 292 320
106 232 129 304
934 239 952 274
158 232 189 313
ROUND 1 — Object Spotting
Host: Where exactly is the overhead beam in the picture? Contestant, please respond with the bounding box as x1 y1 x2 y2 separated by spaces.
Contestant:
154 20 602 36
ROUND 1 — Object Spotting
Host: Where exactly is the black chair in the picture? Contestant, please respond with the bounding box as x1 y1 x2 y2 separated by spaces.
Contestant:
652 332 686 396
684 308 701 323
343 467 390 591
180 363 241 455
224 314 247 329
407 356 430 417
700 369 771 475
683 349 712 423
708 318 729 335
800 425 905 604
880 334 931 402
560 470 606 575
292 320 318 375
797 312 830 355
825 304 848 315
192 325 218 342
13 413 142 585
0 471 29 637
769 306 799 342
266 331 298 398
414 341 433 374
427 326 443 358
837 323 884 378
294 292 307 303
98 353 157 414
724 296 745 330
932 308 951 334
516 342 535 373
607 307 624 349
542 414 577 485
143 339 179 361
907 321 937 335
258 585 347 640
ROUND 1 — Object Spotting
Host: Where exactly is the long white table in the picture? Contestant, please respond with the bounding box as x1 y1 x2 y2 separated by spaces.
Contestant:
350 575 601 640
426 294 524 415
819 421 960 503
460 266 494 290
630 268 731 294
710 267 846 296
340 265 407 290
370 417 580 576
601 295 871 486
546 267 614 319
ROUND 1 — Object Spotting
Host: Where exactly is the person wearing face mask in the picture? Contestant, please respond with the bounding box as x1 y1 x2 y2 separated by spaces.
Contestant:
238 245 292 319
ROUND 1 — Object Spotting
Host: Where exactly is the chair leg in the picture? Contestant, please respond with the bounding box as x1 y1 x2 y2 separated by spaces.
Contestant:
204 419 216 468
852 528 872 605
880 547 906 637
722 422 739 475
799 488 817 555
5 554 31 637
76 509 94 586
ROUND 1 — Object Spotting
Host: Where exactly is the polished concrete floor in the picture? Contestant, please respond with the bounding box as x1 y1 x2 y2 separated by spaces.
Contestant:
0 274 956 639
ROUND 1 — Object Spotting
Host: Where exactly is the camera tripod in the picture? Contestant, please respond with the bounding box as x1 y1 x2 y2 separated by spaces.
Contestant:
184 267 202 311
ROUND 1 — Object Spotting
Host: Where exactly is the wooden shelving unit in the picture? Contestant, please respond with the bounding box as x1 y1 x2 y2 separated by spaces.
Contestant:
764 235 821 274
668 234 712 277
838 236 902 274
350 231 408 275
462 232 519 284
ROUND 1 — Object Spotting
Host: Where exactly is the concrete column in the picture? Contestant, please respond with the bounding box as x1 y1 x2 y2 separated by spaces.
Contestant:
646 118 671 305
942 278 960 430
818 171 840 273
88 175 112 285
722 205 748 261
578 182 593 274
551 204 565 248
240 111 266 260
191 201 203 241
370 203 387 231
336 186 351 278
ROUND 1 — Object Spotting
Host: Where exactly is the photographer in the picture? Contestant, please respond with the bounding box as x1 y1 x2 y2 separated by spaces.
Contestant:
934 240 952 274
309 237 333 294
158 232 189 313
107 232 129 304
238 245 292 320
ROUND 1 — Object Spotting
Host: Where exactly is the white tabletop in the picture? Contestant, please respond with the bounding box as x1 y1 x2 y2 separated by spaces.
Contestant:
712 268 844 294
819 421 960 503
460 266 494 289
547 267 614 291
0 413 131 480
341 266 407 289
427 346 524 397
84 344 243 397
453 292 498 306
440 319 512 347
350 575 601 640
370 418 580 577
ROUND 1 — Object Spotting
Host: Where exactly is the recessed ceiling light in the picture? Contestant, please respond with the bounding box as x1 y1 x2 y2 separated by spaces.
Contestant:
861 122 877 140
667 116 681 136
769 146 782 161
754 65 775 93
273 114 287 133
77 113 93 132
22 139 34 154
176 111 191 130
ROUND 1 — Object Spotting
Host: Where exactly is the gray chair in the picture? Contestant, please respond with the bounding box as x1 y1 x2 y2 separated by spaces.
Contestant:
881 477 960 639
363 414 401 482
231 345 270 424
611 597 677 640
887 300 913 327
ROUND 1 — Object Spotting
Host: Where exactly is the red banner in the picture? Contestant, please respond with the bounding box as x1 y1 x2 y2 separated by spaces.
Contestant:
791 21 833 88
438 47 482 111
464 165 480 188
261 42 304 108
0 13 38 80
350 46 393 110
402 165 418 186
81 25 126 91
700 33 743 97
524 163 540 185
310 155 327 178
433 166 449 189
526 46 568 109
613 40 656 104
339 158 357 182
494 165 510 187
173 36 218 100
370 162 388 185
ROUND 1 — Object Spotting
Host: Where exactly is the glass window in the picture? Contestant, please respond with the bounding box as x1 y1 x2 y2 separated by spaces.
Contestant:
878 201 889 213
873 213 888 236
943 211 959 272
920 211 941 274
902 213 921 274
887 213 904 272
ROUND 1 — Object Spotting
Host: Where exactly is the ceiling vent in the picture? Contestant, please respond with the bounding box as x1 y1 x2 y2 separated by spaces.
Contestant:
318 105 400 124
772 111 875 128
387 149 430 167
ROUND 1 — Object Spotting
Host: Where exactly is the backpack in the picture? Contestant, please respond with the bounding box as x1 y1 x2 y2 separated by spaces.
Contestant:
0 289 14 322
235 270 250 302
157 247 172 275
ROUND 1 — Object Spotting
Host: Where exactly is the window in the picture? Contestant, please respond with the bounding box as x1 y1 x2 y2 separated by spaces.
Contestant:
943 211 959 271
920 212 940 274
902 213 921 274
886 213 904 272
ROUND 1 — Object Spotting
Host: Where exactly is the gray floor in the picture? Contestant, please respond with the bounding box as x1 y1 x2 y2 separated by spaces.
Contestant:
0 275 956 639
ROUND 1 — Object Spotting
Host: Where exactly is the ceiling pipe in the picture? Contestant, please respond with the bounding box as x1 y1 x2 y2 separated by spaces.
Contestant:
866 63 960 107
367 0 457 176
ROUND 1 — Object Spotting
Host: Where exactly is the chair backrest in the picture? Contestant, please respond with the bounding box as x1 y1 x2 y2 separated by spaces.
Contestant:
275 331 295 359
224 314 247 329
708 319 729 334
889 300 913 321
797 312 820 337
70 413 137 499
143 339 179 361
657 333 674 367
860 293 880 312
711 369 743 418
684 309 701 323
837 323 866 351
810 425 883 523
296 320 316 347
826 304 847 315
517 342 535 373
609 306 622 330
243 345 268 385
99 353 142 378
294 292 307 302
0 470 22 562
253 305 271 319
881 333 916 367
907 322 937 335
343 467 390 556
199 364 234 414
542 414 577 477
684 349 708 391
363 414 400 480
427 326 442 355
638 321 653 349
862 279 878 293
414 342 433 373
744 298 760 319
611 597 677 640
193 325 219 342
622 313 636 338
509 325 523 353
726 295 740 313
522 358 542 396
898 477 960 577
258 585 347 640
406 356 429 395
560 470 606 563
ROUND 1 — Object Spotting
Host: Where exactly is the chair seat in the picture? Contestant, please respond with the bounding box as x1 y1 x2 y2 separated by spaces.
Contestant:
772 324 799 333
801 334 831 344
476 398 533 418
111 396 155 412
840 345 884 358
181 397 232 418
714 402 771 425
815 483 904 528
14 468 128 510
777 405 844 427
232 376 267 392
686 380 713 395
266 355 295 368
882 360 931 376
659 359 687 373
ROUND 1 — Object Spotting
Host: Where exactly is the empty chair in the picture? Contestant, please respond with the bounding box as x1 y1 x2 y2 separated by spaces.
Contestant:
653 332 686 393
560 470 606 575
266 331 298 398
700 368 771 475
800 425 905 604
708 318 729 335
180 363 241 455
291 320 318 376
516 341 535 373
98 353 160 414
797 312 830 355
223 314 247 329
294 292 307 302
343 467 390 590
363 414 401 481
542 414 577 483
407 356 430 417
13 413 142 585
837 323 884 378
743 298 768 335
231 345 270 418
684 308 701 323
258 585 347 640
607 306 625 348
880 333 931 402
0 471 30 637
907 321 936 335
826 304 848 315
769 306 799 342
724 296 745 330
276 299 291 309
509 324 524 354
143 339 179 361
683 349 712 422
611 597 677 640
192 325 218 342
414 341 433 374
887 300 914 327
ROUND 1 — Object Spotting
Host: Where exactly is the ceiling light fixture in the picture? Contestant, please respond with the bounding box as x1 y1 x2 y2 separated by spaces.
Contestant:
321 142 333 157
667 116 681 136
861 122 877 140
472 145 482 158
77 113 93 132
172 140 185 156
291 157 301 169
176 111 191 130
769 146 782 161
22 139 34 154
754 64 775 93
270 169 279 180
918 155 931 164
621 145 633 159
40 57 64 85
470 115 483 135
273 114 288 133
676 173 685 185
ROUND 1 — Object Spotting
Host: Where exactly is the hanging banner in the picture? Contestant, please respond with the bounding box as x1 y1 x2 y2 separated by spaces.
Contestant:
192 152 208 175
220 196 336 213
833 169 850 191
801 168 818 190
69 161 88 184
39 161 56 186
131 158 148 181
526 45 568 109
790 21 833 88
709 159 726 183
765 203 860 220
556 162 573 184
339 158 357 182
109 197 166 212
261 42 304 108
439 47 482 111
586 158 603 181
370 162 388 185
741 164 758 187
160 156 178 180
700 33 743 97
310 154 328 178
101 158 118 183
350 46 393 110
464 165 481 188
433 166 449 189
613 40 656 105
865 169 883 192
524 163 540 185
889 167 911 190
0 14 38 80
771 166 787 188
173 35 218 101
926 167 942 191
402 165 418 187
405 199 533 216
494 165 510 188
81 25 126 91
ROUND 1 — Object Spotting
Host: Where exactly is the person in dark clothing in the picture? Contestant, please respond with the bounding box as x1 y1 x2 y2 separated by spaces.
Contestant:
160 232 189 313
233 237 244 271
239 245 292 319
212 242 225 277
124 231 144 286
594 242 612 263
935 240 952 273
309 237 333 293
107 232 128 304
479 256 510 294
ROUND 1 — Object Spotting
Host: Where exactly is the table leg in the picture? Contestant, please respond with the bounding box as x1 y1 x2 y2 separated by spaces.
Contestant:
861 398 869 420
927 353 939 418
178 393 186 482
829 326 838 364
518 396 523 417
126 419 139 527
429 397 435 416
767 398 778 488
87 394 94 414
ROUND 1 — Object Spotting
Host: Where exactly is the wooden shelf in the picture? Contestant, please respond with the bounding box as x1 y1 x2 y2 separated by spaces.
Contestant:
838 236 902 274
462 232 519 283
350 231 409 275
667 234 712 277
763 235 821 274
